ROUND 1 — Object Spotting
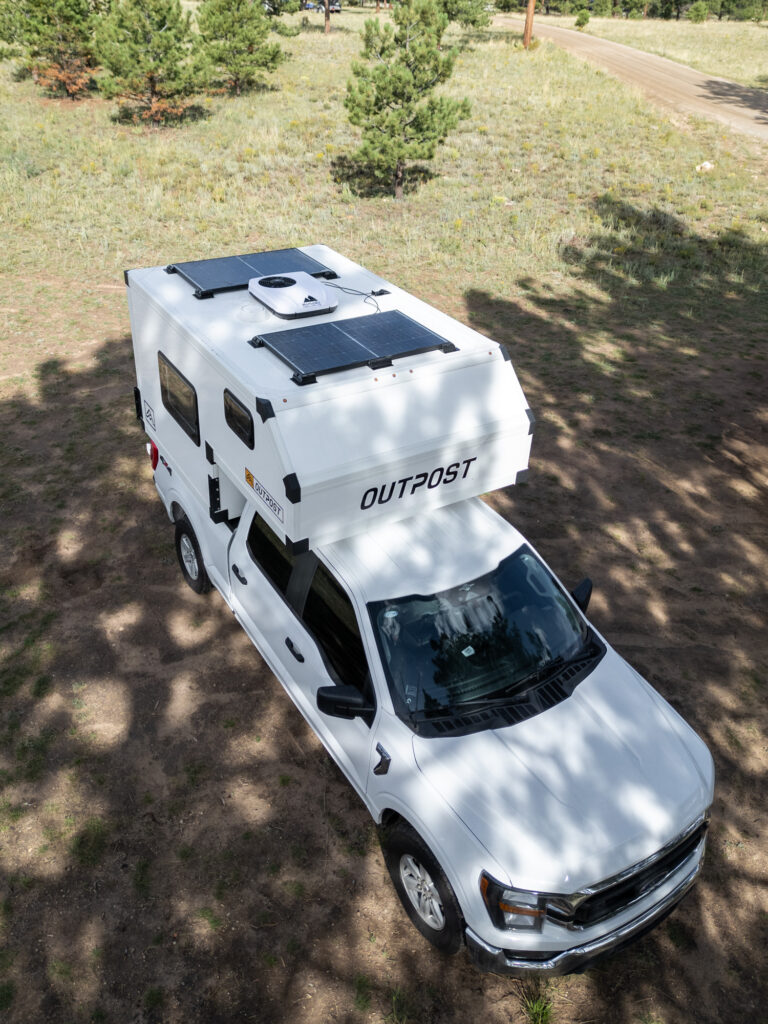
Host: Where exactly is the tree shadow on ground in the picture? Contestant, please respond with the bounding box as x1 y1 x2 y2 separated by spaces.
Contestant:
699 77 768 120
330 153 436 197
0 199 766 1022
463 195 767 1023
0 340 385 1022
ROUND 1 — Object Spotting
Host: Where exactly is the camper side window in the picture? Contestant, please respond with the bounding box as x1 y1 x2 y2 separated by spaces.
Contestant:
303 564 370 696
224 390 254 450
246 511 298 596
158 353 200 446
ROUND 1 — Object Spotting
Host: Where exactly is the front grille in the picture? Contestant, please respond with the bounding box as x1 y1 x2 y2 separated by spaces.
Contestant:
566 820 708 929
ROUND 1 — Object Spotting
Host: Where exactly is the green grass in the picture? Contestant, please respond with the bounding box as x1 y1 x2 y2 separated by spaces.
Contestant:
197 907 223 930
70 817 110 867
133 858 151 898
550 14 768 87
519 979 554 1024
354 973 373 1011
1 11 763 365
144 986 164 1010
0 980 14 1011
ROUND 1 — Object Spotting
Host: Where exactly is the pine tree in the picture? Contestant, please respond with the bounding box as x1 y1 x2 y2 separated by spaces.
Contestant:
345 0 470 199
195 0 285 95
95 0 200 123
0 0 102 97
439 0 491 28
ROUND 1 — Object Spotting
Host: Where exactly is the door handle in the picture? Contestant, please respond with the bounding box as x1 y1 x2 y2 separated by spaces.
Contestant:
232 564 248 585
285 637 304 663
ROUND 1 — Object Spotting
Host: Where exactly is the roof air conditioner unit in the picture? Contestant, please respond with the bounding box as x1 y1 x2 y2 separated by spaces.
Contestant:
248 272 338 320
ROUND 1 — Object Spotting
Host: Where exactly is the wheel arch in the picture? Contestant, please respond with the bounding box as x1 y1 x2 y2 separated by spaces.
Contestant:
375 804 473 926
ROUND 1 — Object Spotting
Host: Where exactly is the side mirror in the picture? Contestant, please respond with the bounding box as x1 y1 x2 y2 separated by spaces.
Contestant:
317 684 375 720
570 578 593 614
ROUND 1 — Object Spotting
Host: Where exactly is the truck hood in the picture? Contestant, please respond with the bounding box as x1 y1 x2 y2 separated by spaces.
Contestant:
412 647 713 893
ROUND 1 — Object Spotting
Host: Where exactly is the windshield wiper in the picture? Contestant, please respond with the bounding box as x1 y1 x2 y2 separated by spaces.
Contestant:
470 639 602 704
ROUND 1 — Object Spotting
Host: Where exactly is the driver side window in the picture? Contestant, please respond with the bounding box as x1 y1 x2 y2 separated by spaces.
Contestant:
302 564 370 696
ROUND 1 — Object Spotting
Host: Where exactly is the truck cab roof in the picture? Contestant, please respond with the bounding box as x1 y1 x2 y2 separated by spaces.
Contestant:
320 497 525 605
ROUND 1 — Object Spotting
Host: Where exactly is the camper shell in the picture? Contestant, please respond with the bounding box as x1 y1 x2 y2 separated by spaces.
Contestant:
126 245 533 558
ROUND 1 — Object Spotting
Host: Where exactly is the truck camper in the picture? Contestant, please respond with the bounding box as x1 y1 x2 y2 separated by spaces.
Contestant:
126 246 713 976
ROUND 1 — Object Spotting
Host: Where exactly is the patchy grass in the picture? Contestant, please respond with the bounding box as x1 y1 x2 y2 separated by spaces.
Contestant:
551 14 768 87
519 979 554 1024
70 817 109 867
0 10 766 1024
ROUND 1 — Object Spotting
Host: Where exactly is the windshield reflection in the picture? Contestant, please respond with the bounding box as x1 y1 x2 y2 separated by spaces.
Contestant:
369 546 588 716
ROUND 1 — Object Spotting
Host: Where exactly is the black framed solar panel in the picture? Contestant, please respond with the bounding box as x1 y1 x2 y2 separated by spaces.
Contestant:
166 249 335 299
252 310 457 385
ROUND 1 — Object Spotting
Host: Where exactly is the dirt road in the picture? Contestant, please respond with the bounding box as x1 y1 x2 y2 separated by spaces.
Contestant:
500 17 768 142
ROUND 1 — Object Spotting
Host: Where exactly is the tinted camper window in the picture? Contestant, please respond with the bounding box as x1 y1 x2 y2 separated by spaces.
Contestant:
224 390 255 449
158 353 200 446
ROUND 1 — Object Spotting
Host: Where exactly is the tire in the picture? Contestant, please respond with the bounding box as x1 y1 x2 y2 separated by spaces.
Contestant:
174 517 211 594
380 820 463 954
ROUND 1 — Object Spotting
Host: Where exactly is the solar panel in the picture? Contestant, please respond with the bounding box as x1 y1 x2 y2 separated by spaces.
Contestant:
166 249 335 299
252 310 457 385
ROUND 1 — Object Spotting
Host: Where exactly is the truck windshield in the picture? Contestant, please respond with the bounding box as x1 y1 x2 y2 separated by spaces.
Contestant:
369 546 589 716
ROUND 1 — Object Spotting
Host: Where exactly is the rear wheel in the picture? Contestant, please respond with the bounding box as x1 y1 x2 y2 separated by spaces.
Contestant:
174 517 211 594
380 820 463 954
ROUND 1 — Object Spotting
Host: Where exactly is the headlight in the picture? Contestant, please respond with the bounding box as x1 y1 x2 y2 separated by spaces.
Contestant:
480 872 545 931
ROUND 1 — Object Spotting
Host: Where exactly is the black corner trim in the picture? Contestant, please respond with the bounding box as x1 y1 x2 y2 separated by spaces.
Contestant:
256 397 275 423
285 536 310 556
370 288 390 297
500 344 512 362
368 357 392 370
283 473 301 504
440 342 458 354
208 475 228 524
248 336 265 348
373 743 391 776
164 264 177 275
291 372 317 386
124 269 131 287
133 386 143 423
525 408 536 435
193 289 214 300
515 468 530 485
313 270 339 280
205 442 215 465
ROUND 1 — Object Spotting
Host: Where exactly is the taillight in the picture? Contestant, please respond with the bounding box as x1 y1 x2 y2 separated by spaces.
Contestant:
146 441 159 470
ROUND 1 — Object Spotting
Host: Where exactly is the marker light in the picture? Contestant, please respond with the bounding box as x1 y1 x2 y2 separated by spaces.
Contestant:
147 441 159 471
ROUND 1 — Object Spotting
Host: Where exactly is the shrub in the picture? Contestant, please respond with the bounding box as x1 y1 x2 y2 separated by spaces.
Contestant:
345 0 470 198
688 0 708 18
0 0 100 98
95 0 202 124
195 0 285 95
575 7 590 25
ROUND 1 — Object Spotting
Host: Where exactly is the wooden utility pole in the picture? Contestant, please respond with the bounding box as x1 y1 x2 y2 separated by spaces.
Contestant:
324 0 330 33
522 0 536 48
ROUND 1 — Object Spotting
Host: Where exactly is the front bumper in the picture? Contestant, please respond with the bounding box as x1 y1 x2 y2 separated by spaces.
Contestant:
465 858 702 977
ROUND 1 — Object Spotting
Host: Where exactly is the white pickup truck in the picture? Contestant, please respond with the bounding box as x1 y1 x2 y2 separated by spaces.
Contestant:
126 246 714 975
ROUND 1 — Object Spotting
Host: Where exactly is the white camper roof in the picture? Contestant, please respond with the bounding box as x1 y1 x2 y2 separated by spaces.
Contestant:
126 246 534 548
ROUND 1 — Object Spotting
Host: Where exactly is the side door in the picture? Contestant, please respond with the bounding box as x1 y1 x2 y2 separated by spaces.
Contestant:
228 506 377 800
286 560 379 800
227 504 306 679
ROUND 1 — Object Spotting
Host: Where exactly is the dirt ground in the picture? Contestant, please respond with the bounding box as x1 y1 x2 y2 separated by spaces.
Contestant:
0 238 767 1024
500 16 768 143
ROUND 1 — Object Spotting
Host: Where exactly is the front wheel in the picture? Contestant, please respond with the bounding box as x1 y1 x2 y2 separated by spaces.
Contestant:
380 821 463 954
174 517 211 594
